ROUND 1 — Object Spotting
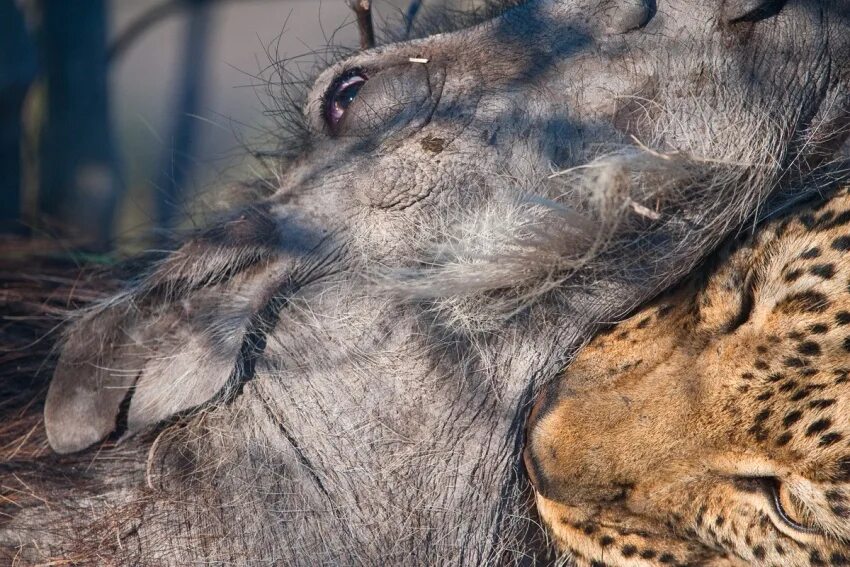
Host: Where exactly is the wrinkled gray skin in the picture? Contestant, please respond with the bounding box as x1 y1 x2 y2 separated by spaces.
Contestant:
4 0 850 565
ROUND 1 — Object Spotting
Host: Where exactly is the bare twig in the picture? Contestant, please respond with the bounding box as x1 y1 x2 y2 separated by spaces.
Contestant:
108 0 221 62
404 0 423 38
348 0 375 50
108 0 185 61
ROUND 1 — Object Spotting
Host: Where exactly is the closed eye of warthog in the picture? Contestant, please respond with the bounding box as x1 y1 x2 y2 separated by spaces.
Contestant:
2 0 850 565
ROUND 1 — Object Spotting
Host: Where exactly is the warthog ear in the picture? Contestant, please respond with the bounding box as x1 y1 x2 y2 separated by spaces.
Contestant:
45 205 289 454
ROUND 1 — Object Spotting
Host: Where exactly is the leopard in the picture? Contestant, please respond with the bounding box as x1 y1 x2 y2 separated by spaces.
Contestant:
524 184 850 567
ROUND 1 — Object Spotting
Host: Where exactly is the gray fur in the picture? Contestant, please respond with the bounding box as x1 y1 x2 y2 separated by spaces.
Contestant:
5 0 850 564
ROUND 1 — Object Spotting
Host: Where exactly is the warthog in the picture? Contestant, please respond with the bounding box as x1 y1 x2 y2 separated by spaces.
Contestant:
2 0 849 564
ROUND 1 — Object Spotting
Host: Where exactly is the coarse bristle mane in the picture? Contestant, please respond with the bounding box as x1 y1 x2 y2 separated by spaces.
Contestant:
375 98 850 337
0 242 118 562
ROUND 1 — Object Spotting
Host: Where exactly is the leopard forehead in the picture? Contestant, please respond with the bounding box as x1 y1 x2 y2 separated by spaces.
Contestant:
525 186 850 567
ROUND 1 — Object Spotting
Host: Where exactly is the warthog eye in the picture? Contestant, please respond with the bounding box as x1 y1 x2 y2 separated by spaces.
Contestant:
324 69 367 133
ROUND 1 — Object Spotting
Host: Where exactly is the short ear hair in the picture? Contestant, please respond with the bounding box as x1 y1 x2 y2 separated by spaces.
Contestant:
45 205 287 454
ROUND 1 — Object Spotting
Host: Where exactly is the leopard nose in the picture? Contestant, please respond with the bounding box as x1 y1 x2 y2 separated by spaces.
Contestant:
522 442 543 491
523 380 562 496
526 382 550 434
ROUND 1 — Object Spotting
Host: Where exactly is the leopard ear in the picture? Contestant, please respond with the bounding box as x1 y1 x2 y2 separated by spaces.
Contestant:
45 205 288 454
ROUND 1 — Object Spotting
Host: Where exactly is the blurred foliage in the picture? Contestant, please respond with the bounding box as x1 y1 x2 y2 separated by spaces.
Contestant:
0 0 486 253
1 0 381 253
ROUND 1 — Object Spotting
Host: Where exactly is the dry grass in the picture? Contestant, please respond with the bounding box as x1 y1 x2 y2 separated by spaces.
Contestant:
0 238 120 475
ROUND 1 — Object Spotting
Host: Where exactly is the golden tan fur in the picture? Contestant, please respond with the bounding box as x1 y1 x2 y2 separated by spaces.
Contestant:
525 185 850 566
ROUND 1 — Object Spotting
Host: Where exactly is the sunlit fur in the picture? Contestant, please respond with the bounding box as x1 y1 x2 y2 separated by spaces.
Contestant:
527 182 850 566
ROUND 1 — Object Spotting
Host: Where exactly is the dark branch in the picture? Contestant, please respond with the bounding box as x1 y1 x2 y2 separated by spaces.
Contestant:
108 0 185 62
404 0 422 38
109 0 228 62
0 0 36 234
349 0 375 50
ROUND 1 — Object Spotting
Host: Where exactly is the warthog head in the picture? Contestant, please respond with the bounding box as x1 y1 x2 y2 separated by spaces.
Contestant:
3 0 849 564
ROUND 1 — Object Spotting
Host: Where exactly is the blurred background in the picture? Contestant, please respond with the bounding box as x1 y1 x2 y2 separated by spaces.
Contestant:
0 0 423 252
